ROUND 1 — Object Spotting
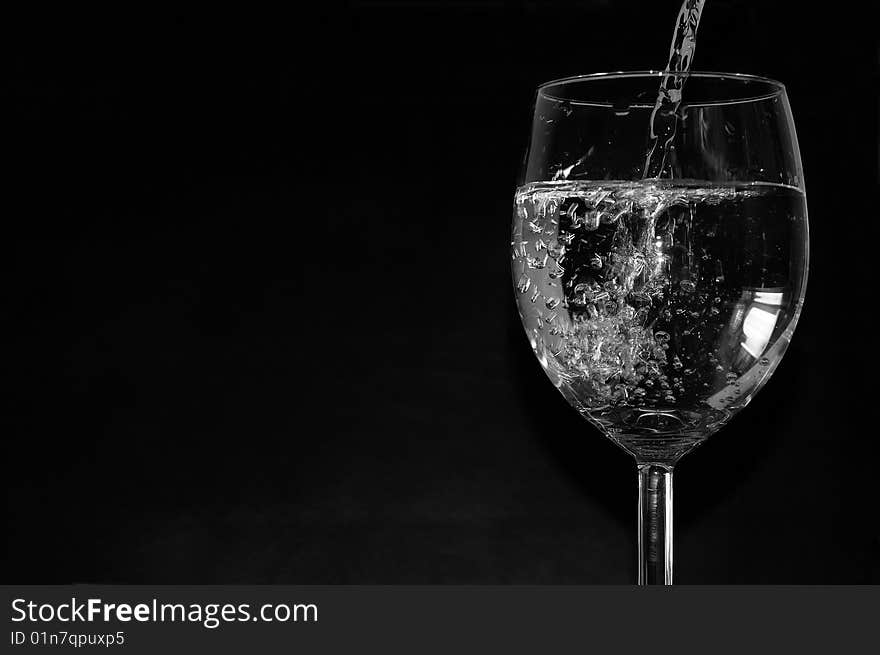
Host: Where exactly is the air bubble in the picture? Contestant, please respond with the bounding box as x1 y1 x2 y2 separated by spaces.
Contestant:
545 297 560 310
563 200 582 222
516 274 531 294
655 331 670 344
572 282 593 305
584 211 600 231
530 287 540 303
680 279 696 293
527 254 548 269
547 241 566 259
759 357 770 366
600 210 619 225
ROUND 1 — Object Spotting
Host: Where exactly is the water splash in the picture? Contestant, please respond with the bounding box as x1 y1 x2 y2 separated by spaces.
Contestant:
512 179 806 442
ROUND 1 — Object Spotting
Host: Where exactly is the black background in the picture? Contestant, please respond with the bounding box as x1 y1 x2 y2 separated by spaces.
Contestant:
6 1 879 583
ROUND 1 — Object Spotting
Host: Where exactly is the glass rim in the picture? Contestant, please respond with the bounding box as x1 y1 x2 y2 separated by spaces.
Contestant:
537 71 787 108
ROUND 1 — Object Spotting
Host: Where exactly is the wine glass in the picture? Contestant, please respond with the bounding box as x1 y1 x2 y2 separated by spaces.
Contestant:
511 71 808 584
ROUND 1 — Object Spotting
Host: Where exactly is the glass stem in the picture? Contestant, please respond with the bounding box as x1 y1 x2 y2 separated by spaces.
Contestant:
637 463 674 585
